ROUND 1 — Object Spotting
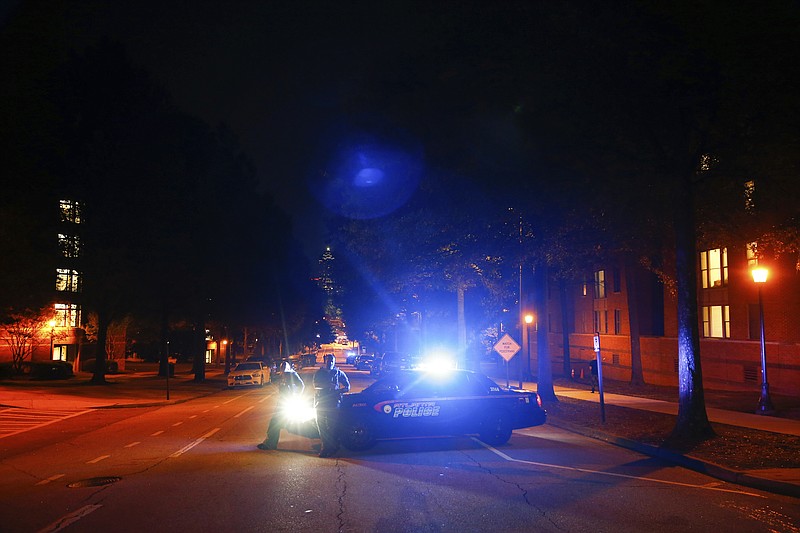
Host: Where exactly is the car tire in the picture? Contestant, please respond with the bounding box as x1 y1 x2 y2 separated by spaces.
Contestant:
339 416 377 451
479 410 513 446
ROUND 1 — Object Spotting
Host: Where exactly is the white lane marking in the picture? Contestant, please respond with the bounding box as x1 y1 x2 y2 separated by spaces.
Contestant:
170 428 221 458
172 421 183 427
223 396 242 405
37 504 102 533
234 406 255 418
86 455 110 464
0 409 94 440
189 415 197 419
473 438 765 498
150 430 164 436
258 396 270 403
202 409 210 413
124 441 141 448
35 474 65 486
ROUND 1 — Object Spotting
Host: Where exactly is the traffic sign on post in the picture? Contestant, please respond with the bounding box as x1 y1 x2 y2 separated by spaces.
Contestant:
493 334 521 362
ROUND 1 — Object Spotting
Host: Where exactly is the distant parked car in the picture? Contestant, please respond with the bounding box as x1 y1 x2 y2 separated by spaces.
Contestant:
355 354 374 371
27 360 74 380
227 361 266 388
81 359 119 374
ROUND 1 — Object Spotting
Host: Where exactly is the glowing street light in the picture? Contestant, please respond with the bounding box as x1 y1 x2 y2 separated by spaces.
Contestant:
752 267 774 415
524 313 534 380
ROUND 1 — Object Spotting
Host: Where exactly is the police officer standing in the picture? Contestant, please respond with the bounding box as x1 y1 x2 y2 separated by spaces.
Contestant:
314 354 350 458
258 361 304 450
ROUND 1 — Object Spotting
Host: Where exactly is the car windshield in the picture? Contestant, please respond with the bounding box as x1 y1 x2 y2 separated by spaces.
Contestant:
235 363 261 371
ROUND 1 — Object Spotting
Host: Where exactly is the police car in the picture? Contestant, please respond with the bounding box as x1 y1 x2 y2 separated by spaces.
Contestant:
337 369 546 451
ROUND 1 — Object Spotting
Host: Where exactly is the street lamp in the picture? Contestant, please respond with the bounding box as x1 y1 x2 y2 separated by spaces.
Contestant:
524 313 534 380
752 267 774 415
48 319 56 359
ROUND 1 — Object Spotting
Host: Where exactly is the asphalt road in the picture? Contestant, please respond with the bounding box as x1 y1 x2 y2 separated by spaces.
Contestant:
1 369 797 532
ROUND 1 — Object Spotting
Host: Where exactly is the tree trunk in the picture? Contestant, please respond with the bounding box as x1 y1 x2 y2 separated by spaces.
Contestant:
193 319 206 382
90 310 110 384
533 264 557 401
559 279 573 378
456 284 468 369
625 254 646 386
669 174 714 445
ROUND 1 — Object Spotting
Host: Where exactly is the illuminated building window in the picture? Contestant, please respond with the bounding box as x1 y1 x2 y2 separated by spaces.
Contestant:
702 305 729 338
700 248 727 288
746 242 759 267
614 309 621 334
58 234 81 258
56 269 82 292
59 199 82 224
744 180 755 211
593 270 606 299
54 303 81 328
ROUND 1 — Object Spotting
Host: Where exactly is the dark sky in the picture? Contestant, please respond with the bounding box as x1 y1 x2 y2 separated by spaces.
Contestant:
5 1 466 259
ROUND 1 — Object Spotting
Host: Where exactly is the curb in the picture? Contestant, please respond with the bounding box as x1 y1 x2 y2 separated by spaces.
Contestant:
547 419 800 498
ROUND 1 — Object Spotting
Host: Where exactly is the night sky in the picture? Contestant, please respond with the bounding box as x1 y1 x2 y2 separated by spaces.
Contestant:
4 1 797 261
4 1 471 258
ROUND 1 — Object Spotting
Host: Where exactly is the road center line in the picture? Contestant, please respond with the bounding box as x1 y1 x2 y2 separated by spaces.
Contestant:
223 396 242 405
124 441 141 448
86 455 110 464
170 427 221 458
234 406 255 418
473 438 764 498
35 474 65 486
38 504 102 533
150 430 164 436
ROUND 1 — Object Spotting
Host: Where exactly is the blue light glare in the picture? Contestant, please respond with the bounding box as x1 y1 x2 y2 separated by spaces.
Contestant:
354 167 384 187
315 132 423 220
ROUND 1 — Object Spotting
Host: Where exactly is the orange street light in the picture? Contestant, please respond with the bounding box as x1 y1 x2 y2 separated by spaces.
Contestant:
752 267 774 414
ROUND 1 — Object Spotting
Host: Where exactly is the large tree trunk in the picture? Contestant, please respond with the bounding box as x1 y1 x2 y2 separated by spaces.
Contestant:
533 264 556 401
625 254 646 386
669 175 714 445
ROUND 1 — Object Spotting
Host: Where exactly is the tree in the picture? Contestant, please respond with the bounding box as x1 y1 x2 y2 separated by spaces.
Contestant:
1 311 45 374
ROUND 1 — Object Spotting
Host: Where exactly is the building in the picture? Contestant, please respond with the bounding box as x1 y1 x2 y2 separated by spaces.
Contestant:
529 242 800 396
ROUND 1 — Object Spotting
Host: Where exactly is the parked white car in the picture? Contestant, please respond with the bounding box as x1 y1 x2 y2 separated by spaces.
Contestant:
227 361 266 388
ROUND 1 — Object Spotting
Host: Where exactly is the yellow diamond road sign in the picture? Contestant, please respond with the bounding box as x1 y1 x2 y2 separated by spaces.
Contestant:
493 333 521 362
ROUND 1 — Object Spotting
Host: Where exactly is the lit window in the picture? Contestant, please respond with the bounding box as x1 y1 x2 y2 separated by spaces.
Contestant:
593 270 606 299
58 234 81 258
744 180 755 211
54 303 81 328
614 309 621 335
746 242 759 267
700 248 727 288
59 199 82 224
56 269 82 292
702 305 729 338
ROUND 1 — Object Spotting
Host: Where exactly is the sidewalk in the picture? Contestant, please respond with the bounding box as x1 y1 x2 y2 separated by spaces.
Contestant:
520 378 800 498
0 366 228 410
1 365 799 498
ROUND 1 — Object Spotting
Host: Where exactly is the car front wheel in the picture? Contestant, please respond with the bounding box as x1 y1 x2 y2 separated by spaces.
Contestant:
479 410 513 446
339 416 377 451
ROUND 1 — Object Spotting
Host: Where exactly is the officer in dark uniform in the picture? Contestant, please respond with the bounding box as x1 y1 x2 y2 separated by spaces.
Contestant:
313 354 350 458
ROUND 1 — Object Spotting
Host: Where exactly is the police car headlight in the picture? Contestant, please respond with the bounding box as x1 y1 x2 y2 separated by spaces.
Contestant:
280 396 316 423
416 352 457 374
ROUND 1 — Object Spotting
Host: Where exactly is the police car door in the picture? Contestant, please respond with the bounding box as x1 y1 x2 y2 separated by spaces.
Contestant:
387 374 442 438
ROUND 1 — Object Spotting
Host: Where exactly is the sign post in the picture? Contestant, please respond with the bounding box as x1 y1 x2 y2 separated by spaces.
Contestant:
494 334 521 389
593 332 605 423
